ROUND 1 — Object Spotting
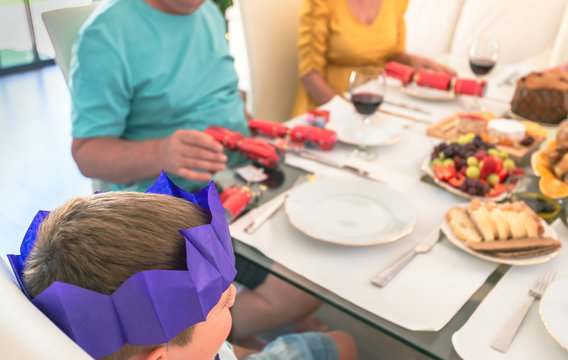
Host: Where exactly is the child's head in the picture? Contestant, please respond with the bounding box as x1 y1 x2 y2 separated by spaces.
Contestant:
13 177 237 360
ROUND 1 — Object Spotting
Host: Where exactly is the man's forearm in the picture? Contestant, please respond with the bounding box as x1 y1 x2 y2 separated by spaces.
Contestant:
71 137 163 184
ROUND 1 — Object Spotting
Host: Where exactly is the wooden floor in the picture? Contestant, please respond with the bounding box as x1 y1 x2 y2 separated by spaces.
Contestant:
0 66 431 360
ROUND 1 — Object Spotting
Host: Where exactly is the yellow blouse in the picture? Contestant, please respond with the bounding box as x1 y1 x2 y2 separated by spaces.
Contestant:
293 0 409 116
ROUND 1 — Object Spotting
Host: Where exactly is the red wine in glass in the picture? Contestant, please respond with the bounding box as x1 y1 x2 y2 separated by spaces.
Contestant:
469 58 496 76
352 92 384 115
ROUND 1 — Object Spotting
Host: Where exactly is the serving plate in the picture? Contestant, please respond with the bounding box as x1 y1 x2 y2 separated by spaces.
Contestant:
539 278 568 352
440 203 559 265
284 177 418 246
335 122 403 147
421 155 509 202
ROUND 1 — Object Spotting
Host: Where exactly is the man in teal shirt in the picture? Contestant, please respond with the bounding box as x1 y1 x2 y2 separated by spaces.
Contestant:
69 0 322 348
70 0 248 192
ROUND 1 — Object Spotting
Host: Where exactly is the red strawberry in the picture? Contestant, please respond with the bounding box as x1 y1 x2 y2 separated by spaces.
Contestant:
434 164 445 180
488 183 507 197
434 164 455 181
480 156 501 179
448 173 465 188
511 168 526 175
497 167 509 182
474 150 487 161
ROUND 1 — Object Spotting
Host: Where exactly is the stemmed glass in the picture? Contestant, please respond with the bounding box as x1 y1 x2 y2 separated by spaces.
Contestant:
468 37 499 110
349 66 387 160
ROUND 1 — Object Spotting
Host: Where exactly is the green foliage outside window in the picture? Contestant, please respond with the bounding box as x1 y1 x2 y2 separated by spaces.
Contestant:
212 0 233 16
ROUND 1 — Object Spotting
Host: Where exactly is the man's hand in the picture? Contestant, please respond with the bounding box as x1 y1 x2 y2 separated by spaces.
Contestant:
157 129 228 182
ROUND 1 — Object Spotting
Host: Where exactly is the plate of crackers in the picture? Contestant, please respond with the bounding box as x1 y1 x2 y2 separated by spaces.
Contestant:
441 198 562 265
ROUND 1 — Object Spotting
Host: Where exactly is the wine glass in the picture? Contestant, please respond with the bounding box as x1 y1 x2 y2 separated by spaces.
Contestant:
349 66 387 160
468 37 499 110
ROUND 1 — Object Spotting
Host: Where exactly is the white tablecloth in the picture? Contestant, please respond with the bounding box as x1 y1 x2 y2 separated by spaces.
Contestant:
231 92 512 331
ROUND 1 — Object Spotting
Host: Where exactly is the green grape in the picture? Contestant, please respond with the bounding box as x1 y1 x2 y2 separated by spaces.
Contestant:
466 166 480 179
503 158 515 170
486 173 500 186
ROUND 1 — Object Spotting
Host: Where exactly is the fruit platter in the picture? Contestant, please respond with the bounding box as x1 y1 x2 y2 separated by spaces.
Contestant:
426 111 547 162
531 119 568 200
422 133 525 200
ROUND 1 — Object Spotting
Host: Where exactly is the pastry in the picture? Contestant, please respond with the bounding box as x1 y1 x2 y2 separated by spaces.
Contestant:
446 199 561 259
510 69 568 124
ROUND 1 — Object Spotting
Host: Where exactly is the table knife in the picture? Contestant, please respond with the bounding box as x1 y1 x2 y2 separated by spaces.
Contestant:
291 148 385 183
371 228 441 287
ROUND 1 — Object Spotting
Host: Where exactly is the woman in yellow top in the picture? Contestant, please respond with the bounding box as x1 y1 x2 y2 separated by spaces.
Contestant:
293 0 456 116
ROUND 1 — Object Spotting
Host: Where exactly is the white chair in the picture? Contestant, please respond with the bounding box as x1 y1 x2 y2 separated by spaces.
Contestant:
549 5 568 67
450 0 568 66
43 3 111 192
42 3 99 85
237 0 303 122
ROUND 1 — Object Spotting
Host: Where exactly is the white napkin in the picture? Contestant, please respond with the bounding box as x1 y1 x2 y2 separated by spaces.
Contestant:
452 220 568 360
230 179 498 331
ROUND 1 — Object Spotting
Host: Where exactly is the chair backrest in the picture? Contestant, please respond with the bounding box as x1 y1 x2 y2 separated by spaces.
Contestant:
549 5 568 67
42 3 99 85
238 0 303 122
450 0 567 65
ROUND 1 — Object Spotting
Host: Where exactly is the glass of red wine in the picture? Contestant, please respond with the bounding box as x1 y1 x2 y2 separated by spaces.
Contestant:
468 37 499 110
349 66 386 160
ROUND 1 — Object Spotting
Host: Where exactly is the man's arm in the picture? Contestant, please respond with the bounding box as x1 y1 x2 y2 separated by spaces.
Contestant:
71 129 228 184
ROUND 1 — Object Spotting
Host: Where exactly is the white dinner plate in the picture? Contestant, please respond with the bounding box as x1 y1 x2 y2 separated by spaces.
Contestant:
284 177 418 246
336 122 403 147
440 203 559 266
400 83 455 101
539 278 568 352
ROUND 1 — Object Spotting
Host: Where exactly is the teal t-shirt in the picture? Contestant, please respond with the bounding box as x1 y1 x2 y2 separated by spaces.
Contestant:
70 0 249 192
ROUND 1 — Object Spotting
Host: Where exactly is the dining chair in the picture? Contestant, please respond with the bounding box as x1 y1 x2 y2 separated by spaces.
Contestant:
237 0 303 122
43 3 110 192
549 5 568 67
42 3 99 85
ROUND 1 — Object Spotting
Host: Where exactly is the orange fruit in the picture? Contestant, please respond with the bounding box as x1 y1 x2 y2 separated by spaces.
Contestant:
534 151 553 177
539 174 568 199
547 139 557 151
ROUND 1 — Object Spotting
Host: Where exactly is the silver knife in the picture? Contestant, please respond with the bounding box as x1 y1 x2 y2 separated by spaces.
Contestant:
384 100 432 115
288 148 385 183
371 228 441 287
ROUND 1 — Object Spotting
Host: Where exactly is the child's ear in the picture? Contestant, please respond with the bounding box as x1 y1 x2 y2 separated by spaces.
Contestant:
144 347 166 360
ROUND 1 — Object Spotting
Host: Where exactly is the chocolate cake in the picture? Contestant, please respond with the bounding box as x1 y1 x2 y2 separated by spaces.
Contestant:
510 70 568 124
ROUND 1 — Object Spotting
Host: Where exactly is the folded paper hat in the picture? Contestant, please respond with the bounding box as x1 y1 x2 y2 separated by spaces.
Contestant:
7 172 236 359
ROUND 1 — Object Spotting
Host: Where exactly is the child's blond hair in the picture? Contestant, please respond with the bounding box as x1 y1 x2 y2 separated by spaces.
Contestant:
22 192 210 359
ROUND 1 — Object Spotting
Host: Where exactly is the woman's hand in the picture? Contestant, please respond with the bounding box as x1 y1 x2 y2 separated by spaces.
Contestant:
391 52 457 77
410 55 457 77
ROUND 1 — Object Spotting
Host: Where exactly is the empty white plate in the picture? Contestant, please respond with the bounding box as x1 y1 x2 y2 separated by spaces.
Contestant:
284 177 418 246
336 122 403 147
539 278 568 351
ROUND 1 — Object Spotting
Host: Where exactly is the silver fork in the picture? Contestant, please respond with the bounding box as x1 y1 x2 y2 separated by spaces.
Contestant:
490 267 557 353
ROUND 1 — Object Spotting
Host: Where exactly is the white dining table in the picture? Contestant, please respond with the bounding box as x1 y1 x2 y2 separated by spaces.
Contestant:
230 63 567 359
